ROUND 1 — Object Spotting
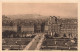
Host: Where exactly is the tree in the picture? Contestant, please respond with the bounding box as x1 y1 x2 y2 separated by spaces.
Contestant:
63 33 67 37
54 33 59 37
2 30 17 38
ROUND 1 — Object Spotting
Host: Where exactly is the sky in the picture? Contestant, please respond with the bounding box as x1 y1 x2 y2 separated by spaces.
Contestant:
2 3 78 18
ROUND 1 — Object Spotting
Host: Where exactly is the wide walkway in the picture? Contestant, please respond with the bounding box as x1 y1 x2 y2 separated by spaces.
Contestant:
24 33 45 50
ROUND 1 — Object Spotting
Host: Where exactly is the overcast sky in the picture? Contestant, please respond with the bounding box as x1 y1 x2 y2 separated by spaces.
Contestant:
2 3 78 17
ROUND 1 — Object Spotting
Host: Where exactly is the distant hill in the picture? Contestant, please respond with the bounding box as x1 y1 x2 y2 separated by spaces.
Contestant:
2 14 77 26
6 14 49 20
2 14 49 26
3 14 77 20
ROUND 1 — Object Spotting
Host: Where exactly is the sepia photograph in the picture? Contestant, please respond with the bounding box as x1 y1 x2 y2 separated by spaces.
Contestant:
2 3 78 50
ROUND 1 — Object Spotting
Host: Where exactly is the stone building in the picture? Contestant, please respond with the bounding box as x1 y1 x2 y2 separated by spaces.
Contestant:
2 15 78 38
60 18 78 38
47 16 61 36
46 16 78 38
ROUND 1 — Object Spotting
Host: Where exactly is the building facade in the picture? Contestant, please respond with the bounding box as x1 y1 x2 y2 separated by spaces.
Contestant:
60 18 78 38
2 15 78 38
